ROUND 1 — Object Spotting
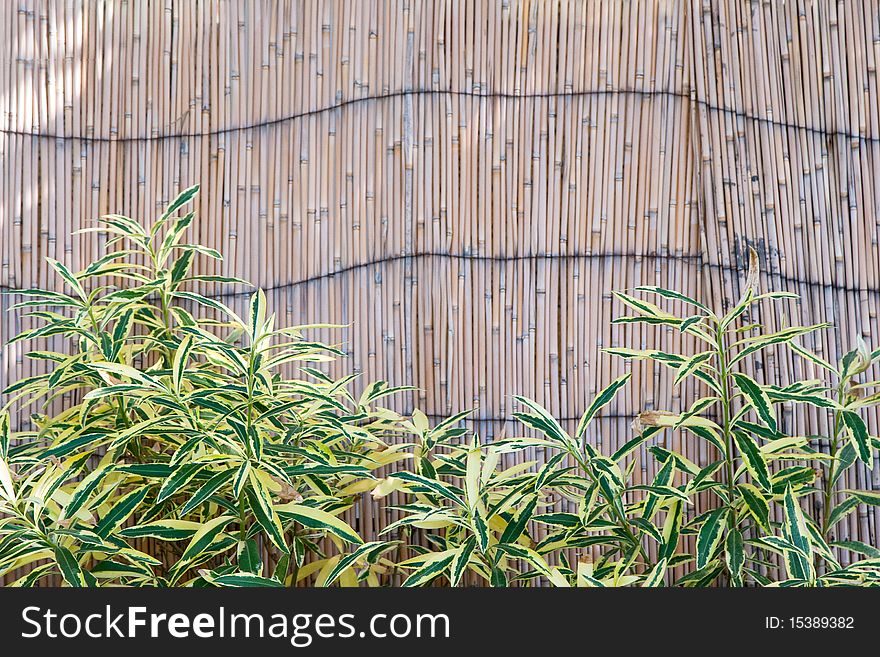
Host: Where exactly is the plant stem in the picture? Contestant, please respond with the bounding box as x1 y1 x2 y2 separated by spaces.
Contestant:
572 450 651 568
715 324 737 585
821 384 845 539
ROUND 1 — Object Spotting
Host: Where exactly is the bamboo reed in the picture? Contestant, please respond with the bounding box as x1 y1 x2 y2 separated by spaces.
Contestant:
1 0 879 579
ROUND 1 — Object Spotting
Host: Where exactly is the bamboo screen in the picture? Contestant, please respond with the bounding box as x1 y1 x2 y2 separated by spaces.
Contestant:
1 0 879 576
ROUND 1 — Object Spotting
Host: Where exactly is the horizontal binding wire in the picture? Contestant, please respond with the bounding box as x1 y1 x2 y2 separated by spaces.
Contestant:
1 251 878 298
416 412 637 423
0 87 877 145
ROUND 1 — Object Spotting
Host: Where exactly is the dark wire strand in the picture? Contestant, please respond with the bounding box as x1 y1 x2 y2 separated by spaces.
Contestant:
0 251 876 299
0 87 874 144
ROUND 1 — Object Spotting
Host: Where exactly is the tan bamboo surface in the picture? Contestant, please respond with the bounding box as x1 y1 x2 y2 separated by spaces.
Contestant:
1 0 879 584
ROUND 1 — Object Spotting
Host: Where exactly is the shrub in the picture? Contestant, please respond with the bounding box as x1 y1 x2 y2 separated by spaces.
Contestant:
372 250 880 587
597 251 880 585
0 186 408 587
2 188 879 587
371 381 661 587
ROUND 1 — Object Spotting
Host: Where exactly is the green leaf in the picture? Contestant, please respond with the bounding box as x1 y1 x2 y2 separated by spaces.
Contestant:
94 486 149 537
830 540 880 558
610 426 662 462
82 384 151 402
158 212 195 264
725 529 744 585
782 485 812 581
499 495 537 545
61 465 114 520
276 503 363 545
533 512 582 529
730 324 829 366
601 347 686 366
160 185 199 224
89 361 161 387
826 497 859 530
831 442 857 488
789 341 835 373
116 464 174 478
173 334 194 395
575 372 631 440
180 468 236 515
176 244 222 260
752 291 799 301
676 560 725 587
770 466 816 495
449 536 477 586
274 554 291 583
232 462 251 499
246 475 288 552
737 483 770 531
630 485 692 505
473 508 490 552
803 519 838 569
173 515 235 575
611 316 683 328
763 386 834 408
632 285 712 314
495 544 555 582
513 396 575 451
169 249 196 287
733 431 772 491
534 451 568 491
612 291 676 319
53 545 90 587
186 274 251 286
0 457 17 502
840 338 872 379
207 573 282 587
0 412 9 459
119 520 202 541
841 411 871 466
173 291 246 328
47 258 87 301
673 352 713 388
722 281 755 330
648 446 701 477
843 489 880 507
659 500 683 560
112 310 135 349
389 471 464 507
322 541 398 587
249 288 268 342
679 315 707 335
731 372 776 433
642 558 668 587
156 463 205 503
238 538 263 575
642 457 675 524
401 550 457 587
696 508 727 569
97 213 148 239
630 517 663 544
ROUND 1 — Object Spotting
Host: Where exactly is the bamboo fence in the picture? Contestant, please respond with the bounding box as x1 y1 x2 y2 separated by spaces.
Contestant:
1 0 879 582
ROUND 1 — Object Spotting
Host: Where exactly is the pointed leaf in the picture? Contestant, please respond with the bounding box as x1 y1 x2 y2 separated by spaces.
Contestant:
576 372 631 439
733 432 772 491
696 508 728 569
732 372 776 433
